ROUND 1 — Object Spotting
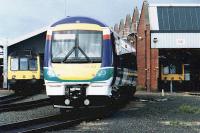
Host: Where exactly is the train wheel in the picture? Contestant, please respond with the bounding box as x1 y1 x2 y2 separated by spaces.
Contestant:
131 86 136 96
126 86 136 100
9 84 21 95
117 86 136 103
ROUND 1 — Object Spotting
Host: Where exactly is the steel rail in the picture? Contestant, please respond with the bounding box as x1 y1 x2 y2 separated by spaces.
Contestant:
0 107 115 133
0 95 27 105
0 114 61 133
0 94 16 100
0 113 89 133
0 98 51 112
24 107 117 133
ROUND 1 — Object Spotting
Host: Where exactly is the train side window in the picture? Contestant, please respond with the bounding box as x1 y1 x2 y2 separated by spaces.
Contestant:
118 54 136 69
20 58 28 71
162 64 182 74
163 66 169 74
175 64 182 74
11 58 19 71
169 64 176 74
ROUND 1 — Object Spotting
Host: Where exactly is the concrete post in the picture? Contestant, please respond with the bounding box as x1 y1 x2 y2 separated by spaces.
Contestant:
170 80 173 93
3 44 7 89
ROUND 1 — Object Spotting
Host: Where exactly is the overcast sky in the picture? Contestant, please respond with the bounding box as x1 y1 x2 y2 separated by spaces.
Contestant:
0 0 199 40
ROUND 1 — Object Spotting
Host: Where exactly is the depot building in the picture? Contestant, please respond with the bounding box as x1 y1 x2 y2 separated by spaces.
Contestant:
137 1 200 92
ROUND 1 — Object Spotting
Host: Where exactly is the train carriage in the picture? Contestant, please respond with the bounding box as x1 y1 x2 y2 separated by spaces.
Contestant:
8 50 43 93
44 16 137 110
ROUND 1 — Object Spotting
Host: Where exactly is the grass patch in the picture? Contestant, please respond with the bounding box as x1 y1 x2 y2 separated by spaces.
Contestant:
179 104 200 114
161 121 200 127
169 121 181 126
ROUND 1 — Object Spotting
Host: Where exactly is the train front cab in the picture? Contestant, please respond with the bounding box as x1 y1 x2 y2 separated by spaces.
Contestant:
45 22 110 108
8 51 41 92
44 17 137 110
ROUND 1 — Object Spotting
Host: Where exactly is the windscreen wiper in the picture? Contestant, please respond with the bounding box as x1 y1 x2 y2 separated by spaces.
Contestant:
62 46 76 63
78 46 91 62
62 46 91 63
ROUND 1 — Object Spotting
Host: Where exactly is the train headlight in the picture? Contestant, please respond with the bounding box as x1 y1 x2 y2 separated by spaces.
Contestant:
64 99 70 105
47 68 56 77
84 99 90 106
32 75 36 79
12 75 16 79
97 70 107 77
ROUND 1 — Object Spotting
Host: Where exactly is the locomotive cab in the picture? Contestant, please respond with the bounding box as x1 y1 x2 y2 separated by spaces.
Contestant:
44 17 137 111
8 50 41 92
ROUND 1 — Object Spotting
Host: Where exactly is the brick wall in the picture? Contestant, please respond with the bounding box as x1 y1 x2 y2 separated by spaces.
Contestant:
137 3 147 89
113 1 159 91
137 1 159 91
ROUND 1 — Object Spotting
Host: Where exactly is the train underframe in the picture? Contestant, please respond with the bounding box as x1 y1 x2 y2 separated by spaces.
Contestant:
8 79 44 94
48 84 136 112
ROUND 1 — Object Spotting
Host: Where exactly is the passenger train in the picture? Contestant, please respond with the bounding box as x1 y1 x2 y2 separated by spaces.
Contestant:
44 16 137 111
8 50 43 93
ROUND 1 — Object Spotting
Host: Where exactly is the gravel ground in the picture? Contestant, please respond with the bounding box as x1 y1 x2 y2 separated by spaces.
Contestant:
0 91 200 133
0 89 13 97
0 92 59 125
0 105 59 125
55 92 200 133
12 93 49 104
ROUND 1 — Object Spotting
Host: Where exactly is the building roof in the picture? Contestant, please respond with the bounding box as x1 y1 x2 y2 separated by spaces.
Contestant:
9 26 49 46
148 3 200 31
157 6 200 31
149 3 200 7
9 17 108 47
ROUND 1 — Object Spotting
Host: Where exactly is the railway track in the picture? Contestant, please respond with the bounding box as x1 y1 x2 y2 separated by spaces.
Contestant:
0 94 16 100
0 98 52 112
0 94 27 105
0 107 115 133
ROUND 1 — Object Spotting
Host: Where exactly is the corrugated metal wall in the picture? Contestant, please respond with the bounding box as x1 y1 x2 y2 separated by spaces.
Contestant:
151 33 200 48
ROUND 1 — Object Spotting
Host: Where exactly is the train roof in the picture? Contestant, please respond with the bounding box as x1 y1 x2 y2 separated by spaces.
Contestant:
51 16 108 27
9 50 38 57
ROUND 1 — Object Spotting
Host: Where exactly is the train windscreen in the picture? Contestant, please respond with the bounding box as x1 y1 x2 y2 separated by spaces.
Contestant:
20 58 28 70
29 59 37 71
11 57 37 71
52 30 102 63
11 58 19 71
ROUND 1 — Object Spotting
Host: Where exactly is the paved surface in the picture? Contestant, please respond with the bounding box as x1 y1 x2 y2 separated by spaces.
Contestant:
57 92 200 133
